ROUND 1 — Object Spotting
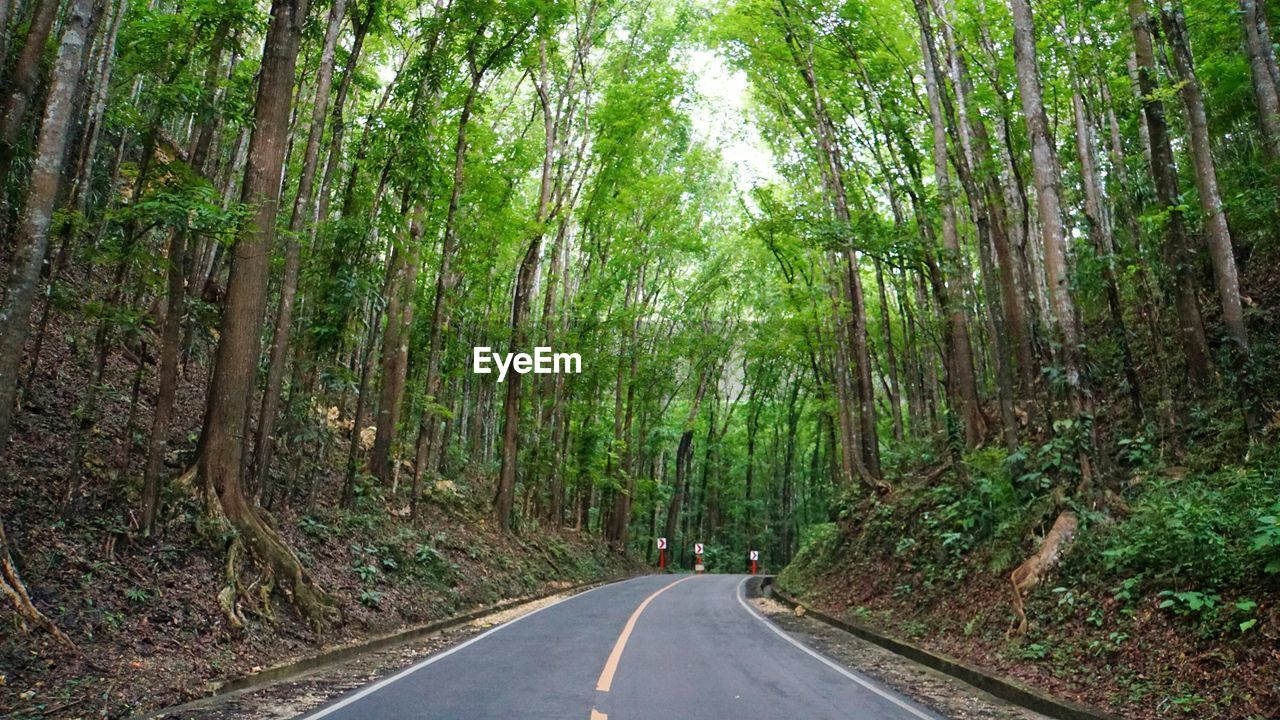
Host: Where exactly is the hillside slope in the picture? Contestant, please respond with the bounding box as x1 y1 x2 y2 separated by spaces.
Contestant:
778 447 1280 720
0 285 639 718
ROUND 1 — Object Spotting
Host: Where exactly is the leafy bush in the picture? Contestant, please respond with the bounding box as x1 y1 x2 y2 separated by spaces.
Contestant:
298 515 329 538
1099 467 1280 587
413 542 458 584
779 522 841 589
1157 589 1221 618
1253 501 1280 573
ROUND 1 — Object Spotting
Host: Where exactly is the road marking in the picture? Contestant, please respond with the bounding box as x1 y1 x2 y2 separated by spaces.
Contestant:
299 578 642 720
590 709 607 719
595 574 698 692
734 577 938 720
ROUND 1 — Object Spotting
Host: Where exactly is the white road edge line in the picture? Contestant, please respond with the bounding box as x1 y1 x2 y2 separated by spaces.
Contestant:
734 577 939 720
300 577 643 720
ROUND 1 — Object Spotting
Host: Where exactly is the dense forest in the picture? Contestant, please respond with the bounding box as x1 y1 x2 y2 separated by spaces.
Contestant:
1 0 1279 716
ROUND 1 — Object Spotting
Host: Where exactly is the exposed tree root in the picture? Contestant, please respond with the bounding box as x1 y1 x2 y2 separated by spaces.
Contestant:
1007 510 1078 636
202 468 341 632
0 518 76 650
173 463 198 492
218 537 247 631
229 504 340 631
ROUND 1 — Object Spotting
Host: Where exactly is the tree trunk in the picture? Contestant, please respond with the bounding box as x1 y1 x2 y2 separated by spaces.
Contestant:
0 0 101 463
1255 0 1280 93
1127 0 1212 385
341 301 380 508
140 223 185 537
252 0 349 492
317 0 377 225
1240 0 1280 160
197 0 339 630
1008 0 1089 423
0 0 61 189
874 259 904 441
496 44 558 530
779 2 881 485
663 367 708 546
1160 2 1256 428
411 73 482 511
370 238 420 488
0 0 102 651
1071 84 1143 417
915 8 986 448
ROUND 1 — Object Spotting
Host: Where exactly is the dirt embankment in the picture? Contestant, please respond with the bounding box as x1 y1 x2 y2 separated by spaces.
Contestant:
778 510 1279 719
0 277 642 719
0 494 638 719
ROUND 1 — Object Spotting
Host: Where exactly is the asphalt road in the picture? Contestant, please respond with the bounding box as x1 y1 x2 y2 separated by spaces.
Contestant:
298 574 946 720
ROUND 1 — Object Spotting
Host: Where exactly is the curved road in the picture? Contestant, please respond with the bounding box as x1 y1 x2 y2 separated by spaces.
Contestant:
298 574 945 720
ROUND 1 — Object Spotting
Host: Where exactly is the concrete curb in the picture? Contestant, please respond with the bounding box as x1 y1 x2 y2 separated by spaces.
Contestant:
135 574 638 719
760 577 1126 720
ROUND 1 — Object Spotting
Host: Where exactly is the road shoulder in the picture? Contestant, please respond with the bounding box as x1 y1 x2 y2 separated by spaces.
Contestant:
745 591 1053 720
145 586 599 720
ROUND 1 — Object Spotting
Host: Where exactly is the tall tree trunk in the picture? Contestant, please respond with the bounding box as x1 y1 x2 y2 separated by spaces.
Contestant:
341 300 381 508
370 238 420 488
1 0 101 465
197 0 339 630
0 0 101 651
252 0 349 491
1160 2 1257 428
938 2 1033 436
0 0 61 190
663 367 708 546
496 42 558 530
1071 84 1143 417
66 0 126 214
140 223 185 536
1255 0 1280 92
1128 0 1212 385
915 7 985 448
779 0 881 485
410 73 483 504
873 259 904 441
1240 0 1280 160
317 0 377 225
1008 0 1088 416
496 9 594 528
1009 0 1100 488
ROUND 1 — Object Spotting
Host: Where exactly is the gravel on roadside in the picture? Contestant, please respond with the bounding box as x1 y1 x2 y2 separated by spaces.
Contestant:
148 591 575 720
749 596 1055 720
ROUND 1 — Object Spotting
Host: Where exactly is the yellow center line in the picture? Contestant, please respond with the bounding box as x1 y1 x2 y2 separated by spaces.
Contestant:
595 575 699 692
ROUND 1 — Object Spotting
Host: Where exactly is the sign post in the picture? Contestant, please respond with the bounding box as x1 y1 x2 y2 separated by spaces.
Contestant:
749 550 759 575
694 543 705 574
657 537 667 569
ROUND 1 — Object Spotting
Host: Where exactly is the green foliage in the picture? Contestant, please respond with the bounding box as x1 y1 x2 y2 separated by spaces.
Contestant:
353 562 380 583
1157 589 1221 618
1253 502 1280 573
1098 468 1280 587
779 522 841 589
299 516 330 538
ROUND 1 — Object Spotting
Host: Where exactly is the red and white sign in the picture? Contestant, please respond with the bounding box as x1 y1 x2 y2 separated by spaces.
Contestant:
656 537 667 549
749 550 759 561
694 543 704 555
